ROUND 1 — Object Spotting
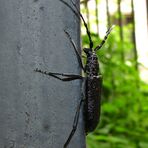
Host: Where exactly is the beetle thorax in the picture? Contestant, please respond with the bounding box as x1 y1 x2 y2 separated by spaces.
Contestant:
85 52 99 76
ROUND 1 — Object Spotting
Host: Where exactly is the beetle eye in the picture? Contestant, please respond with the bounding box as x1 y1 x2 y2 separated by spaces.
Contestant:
94 57 97 60
83 48 91 54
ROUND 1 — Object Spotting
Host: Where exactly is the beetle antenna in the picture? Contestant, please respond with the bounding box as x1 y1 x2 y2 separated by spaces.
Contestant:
59 0 80 20
94 25 115 52
59 0 93 49
71 0 93 49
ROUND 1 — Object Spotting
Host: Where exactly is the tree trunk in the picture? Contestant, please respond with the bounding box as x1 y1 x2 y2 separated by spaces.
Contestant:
131 0 138 70
117 0 124 62
146 0 148 28
0 0 85 147
95 0 99 36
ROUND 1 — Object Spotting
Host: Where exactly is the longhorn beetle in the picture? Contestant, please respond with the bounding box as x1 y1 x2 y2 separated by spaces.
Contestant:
35 0 114 147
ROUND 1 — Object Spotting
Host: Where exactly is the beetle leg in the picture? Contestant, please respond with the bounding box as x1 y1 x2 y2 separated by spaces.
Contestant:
64 96 84 148
34 68 83 81
64 30 84 71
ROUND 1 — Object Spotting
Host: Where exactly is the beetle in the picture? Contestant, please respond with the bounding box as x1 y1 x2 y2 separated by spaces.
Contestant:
35 0 114 147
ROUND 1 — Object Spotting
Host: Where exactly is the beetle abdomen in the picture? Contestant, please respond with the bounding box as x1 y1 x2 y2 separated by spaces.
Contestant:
85 76 102 133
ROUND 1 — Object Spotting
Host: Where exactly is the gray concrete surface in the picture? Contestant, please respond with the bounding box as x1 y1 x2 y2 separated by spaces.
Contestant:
0 0 85 147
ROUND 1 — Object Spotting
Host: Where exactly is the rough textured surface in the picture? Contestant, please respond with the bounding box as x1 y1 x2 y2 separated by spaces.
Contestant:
0 0 85 147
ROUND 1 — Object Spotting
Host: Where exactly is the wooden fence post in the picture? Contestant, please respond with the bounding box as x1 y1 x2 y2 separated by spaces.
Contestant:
0 0 85 147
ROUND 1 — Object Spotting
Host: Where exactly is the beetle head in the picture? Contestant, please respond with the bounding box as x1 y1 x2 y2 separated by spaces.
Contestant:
83 48 92 55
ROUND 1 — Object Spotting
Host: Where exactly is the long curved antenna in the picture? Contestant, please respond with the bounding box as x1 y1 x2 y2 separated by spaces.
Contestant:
94 25 115 52
59 0 80 20
59 0 93 49
71 0 93 49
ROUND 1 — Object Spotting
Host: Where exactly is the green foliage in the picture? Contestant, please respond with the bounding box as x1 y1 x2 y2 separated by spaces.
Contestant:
82 25 148 148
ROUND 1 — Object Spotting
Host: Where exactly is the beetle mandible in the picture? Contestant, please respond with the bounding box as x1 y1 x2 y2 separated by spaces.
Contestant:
35 0 114 147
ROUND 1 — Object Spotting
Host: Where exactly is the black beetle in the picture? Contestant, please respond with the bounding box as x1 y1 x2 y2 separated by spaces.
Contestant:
35 0 114 147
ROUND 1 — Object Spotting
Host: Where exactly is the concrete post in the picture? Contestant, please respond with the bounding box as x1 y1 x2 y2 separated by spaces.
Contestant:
0 0 85 147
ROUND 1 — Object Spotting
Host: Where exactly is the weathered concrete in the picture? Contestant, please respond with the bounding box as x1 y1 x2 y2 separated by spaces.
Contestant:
0 0 85 147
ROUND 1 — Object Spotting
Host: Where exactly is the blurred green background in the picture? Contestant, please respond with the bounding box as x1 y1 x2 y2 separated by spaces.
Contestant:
80 0 148 147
